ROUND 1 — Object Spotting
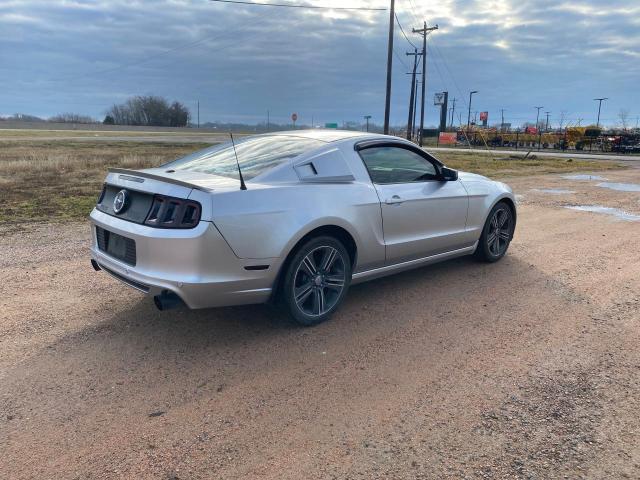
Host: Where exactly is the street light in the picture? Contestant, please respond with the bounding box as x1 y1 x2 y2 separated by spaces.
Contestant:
364 115 372 132
594 98 608 128
534 106 543 130
467 90 478 135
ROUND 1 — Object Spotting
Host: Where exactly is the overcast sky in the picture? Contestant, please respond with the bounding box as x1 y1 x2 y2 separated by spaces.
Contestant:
2 0 639 128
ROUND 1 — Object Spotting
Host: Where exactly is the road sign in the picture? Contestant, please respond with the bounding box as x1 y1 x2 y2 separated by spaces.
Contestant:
325 123 338 129
434 93 446 105
291 113 298 122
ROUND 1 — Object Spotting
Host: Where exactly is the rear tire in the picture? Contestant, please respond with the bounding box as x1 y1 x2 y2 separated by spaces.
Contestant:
475 201 514 262
281 236 352 326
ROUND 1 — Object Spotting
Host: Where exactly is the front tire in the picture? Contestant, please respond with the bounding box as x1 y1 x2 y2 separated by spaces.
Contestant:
281 236 352 326
475 202 514 262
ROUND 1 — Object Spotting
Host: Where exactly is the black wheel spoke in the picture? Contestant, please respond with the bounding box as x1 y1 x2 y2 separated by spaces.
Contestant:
498 210 508 227
295 282 313 305
314 288 325 315
325 274 344 290
321 248 337 271
302 255 317 275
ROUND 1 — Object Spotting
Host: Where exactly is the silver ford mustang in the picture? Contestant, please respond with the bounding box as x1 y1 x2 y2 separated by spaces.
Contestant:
90 130 516 325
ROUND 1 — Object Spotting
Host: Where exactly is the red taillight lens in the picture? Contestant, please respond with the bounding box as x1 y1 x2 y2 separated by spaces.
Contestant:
144 195 201 229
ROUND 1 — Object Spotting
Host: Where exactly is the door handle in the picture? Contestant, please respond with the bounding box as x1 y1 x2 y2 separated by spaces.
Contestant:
385 195 404 205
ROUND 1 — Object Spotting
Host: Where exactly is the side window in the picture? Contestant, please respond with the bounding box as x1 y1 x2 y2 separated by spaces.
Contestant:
359 146 439 184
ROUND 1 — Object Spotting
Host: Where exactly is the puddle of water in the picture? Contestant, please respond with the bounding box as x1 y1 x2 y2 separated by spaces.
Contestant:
566 205 640 222
532 188 575 194
596 182 640 192
562 174 607 181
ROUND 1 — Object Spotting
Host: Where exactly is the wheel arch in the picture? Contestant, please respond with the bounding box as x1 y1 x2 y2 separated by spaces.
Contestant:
490 195 517 230
270 223 358 302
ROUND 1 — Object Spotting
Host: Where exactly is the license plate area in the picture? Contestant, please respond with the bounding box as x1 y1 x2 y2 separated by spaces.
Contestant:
96 226 137 266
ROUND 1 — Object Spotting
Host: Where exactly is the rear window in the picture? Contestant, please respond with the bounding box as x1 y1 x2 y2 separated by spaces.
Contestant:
163 135 325 181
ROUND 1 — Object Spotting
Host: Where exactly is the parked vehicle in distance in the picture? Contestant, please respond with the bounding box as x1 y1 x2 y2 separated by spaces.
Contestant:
89 130 516 325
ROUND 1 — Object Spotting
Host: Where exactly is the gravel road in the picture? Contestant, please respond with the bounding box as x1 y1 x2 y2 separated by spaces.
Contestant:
1 169 639 479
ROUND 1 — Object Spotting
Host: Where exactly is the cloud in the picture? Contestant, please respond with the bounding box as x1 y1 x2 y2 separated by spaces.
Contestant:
2 0 639 127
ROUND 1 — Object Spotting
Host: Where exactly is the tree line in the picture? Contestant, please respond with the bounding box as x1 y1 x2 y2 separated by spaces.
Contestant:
104 96 190 127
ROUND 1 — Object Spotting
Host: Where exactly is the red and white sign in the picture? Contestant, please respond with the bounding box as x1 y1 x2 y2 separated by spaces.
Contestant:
479 111 489 122
291 113 298 122
525 126 538 134
439 132 457 145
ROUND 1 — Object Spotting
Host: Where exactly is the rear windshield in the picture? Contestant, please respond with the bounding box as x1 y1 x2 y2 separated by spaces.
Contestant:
163 135 325 180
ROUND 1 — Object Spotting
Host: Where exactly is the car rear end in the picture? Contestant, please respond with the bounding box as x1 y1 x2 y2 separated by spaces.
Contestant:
89 169 276 310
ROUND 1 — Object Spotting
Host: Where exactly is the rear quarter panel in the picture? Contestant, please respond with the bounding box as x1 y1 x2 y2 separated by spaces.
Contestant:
209 181 385 273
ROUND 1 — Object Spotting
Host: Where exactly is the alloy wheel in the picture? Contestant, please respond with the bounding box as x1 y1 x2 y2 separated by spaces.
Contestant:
486 207 512 256
293 245 346 317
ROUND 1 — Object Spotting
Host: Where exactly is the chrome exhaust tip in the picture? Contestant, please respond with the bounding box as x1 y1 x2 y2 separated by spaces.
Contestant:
153 291 185 311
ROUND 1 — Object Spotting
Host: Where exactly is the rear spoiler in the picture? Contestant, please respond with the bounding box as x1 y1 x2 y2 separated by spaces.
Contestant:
108 168 212 192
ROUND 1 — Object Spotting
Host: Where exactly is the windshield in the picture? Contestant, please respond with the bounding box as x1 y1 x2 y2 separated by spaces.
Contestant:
163 135 325 181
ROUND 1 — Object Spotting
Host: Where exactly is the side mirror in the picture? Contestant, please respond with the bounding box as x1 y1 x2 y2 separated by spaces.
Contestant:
440 166 458 181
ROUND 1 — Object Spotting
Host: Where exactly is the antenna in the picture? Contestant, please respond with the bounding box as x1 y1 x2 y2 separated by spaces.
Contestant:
229 132 247 191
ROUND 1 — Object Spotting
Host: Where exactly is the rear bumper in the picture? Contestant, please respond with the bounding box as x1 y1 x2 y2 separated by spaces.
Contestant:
89 209 279 309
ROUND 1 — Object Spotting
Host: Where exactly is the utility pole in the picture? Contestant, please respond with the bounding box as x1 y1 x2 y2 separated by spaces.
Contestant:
467 90 478 139
413 22 438 146
594 97 608 128
535 106 543 130
383 0 395 135
197 100 200 128
406 49 421 140
449 97 456 129
267 110 270 131
413 79 420 140
364 115 372 132
545 111 551 132
500 108 505 132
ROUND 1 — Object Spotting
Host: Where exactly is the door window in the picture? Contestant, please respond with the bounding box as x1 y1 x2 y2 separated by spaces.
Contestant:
359 146 439 184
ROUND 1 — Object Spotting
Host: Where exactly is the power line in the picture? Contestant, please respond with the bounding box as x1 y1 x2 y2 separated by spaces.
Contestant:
429 37 468 110
393 48 409 70
209 0 386 10
404 0 421 25
394 13 417 49
426 43 445 87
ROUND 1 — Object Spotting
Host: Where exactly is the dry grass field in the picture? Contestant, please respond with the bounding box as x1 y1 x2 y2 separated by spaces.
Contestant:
0 136 625 229
0 141 209 227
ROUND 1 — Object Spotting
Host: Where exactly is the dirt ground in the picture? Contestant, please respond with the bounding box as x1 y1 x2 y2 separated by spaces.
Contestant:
1 168 639 479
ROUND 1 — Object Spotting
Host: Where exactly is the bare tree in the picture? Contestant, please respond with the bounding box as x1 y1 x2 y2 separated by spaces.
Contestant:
558 111 568 131
49 113 95 124
618 109 630 130
105 96 190 127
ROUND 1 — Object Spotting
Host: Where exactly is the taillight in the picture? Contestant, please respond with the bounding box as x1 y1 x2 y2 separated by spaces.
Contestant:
144 195 201 229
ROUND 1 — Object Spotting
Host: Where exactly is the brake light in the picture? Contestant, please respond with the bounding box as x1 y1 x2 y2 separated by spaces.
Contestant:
144 195 201 229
